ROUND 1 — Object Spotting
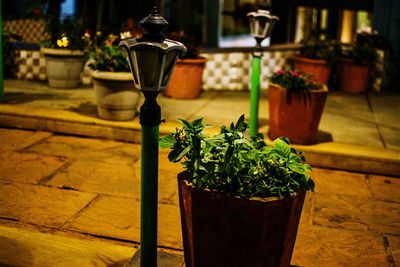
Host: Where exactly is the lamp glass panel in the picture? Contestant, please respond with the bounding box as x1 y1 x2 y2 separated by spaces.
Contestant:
249 17 256 36
128 53 139 85
259 17 275 38
161 51 178 86
137 48 163 88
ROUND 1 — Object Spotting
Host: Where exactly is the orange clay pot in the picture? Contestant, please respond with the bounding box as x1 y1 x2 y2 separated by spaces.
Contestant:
292 56 331 85
337 58 369 94
268 83 328 145
165 58 207 99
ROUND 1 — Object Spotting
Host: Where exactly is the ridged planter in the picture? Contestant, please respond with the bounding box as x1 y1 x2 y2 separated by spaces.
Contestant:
178 172 306 267
41 47 85 88
337 58 370 93
92 71 140 121
164 58 207 99
268 83 328 145
292 56 331 85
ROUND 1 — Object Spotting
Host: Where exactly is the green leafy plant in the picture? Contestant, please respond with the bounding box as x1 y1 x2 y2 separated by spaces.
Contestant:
88 32 130 72
299 36 338 65
270 69 322 91
166 31 200 59
160 115 314 198
340 42 378 67
42 16 89 50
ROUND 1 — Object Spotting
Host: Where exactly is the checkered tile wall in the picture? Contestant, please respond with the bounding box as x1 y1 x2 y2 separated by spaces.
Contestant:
3 19 49 43
200 50 295 91
15 47 385 91
16 50 47 80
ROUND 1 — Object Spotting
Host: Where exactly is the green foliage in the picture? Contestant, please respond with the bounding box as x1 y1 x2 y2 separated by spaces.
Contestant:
339 42 378 67
88 33 130 72
270 70 321 91
299 37 338 65
42 17 89 50
160 115 314 198
166 32 199 59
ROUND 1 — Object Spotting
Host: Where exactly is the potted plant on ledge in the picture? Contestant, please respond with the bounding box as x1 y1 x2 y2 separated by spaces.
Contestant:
88 33 141 121
41 17 89 88
336 42 378 93
292 36 337 84
268 69 328 145
160 115 314 267
164 31 207 99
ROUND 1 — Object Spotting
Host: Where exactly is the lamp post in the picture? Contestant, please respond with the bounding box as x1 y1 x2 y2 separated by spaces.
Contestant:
247 5 278 137
120 7 186 267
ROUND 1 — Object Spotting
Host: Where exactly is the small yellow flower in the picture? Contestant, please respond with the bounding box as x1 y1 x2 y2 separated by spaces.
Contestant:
61 36 69 47
56 39 63 47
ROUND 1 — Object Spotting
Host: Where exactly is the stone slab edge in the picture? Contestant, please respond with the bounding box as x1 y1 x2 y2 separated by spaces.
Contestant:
0 105 398 176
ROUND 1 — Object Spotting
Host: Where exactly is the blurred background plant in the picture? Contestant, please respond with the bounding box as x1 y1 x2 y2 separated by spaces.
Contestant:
270 69 321 91
38 0 89 50
166 31 199 59
41 16 89 50
339 41 378 67
298 35 339 65
87 32 130 72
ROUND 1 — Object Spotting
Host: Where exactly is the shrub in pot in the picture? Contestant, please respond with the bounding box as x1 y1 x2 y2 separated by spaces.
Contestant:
336 42 378 93
164 32 206 99
41 17 89 88
292 36 337 84
88 33 140 121
160 115 314 267
268 69 328 145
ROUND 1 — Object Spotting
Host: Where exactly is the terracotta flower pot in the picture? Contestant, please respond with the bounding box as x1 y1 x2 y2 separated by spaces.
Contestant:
268 83 328 145
178 172 306 267
337 58 369 93
164 58 206 99
92 71 140 121
41 47 85 88
292 56 331 85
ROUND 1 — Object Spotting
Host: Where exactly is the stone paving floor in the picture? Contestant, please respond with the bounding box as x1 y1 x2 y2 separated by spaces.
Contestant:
0 127 399 266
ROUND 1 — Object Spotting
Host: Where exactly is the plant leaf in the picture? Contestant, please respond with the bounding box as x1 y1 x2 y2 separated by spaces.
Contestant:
159 134 175 148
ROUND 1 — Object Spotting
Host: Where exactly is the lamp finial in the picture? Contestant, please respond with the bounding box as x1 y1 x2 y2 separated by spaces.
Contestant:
140 5 168 41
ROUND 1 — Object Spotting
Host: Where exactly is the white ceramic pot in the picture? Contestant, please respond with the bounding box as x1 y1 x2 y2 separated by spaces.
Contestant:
41 47 85 88
92 71 140 121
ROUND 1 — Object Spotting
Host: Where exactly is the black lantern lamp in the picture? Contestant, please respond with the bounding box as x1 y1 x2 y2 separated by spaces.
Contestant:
120 6 186 267
247 4 279 49
120 8 186 93
247 4 279 137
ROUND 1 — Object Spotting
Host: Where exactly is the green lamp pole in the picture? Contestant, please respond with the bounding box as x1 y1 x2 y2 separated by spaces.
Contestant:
0 0 4 102
249 44 262 137
120 7 186 267
247 6 278 137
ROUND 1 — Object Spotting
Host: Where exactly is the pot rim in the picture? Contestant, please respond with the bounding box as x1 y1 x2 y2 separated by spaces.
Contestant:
41 47 85 56
292 56 328 65
92 70 134 81
176 57 207 64
269 82 329 93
